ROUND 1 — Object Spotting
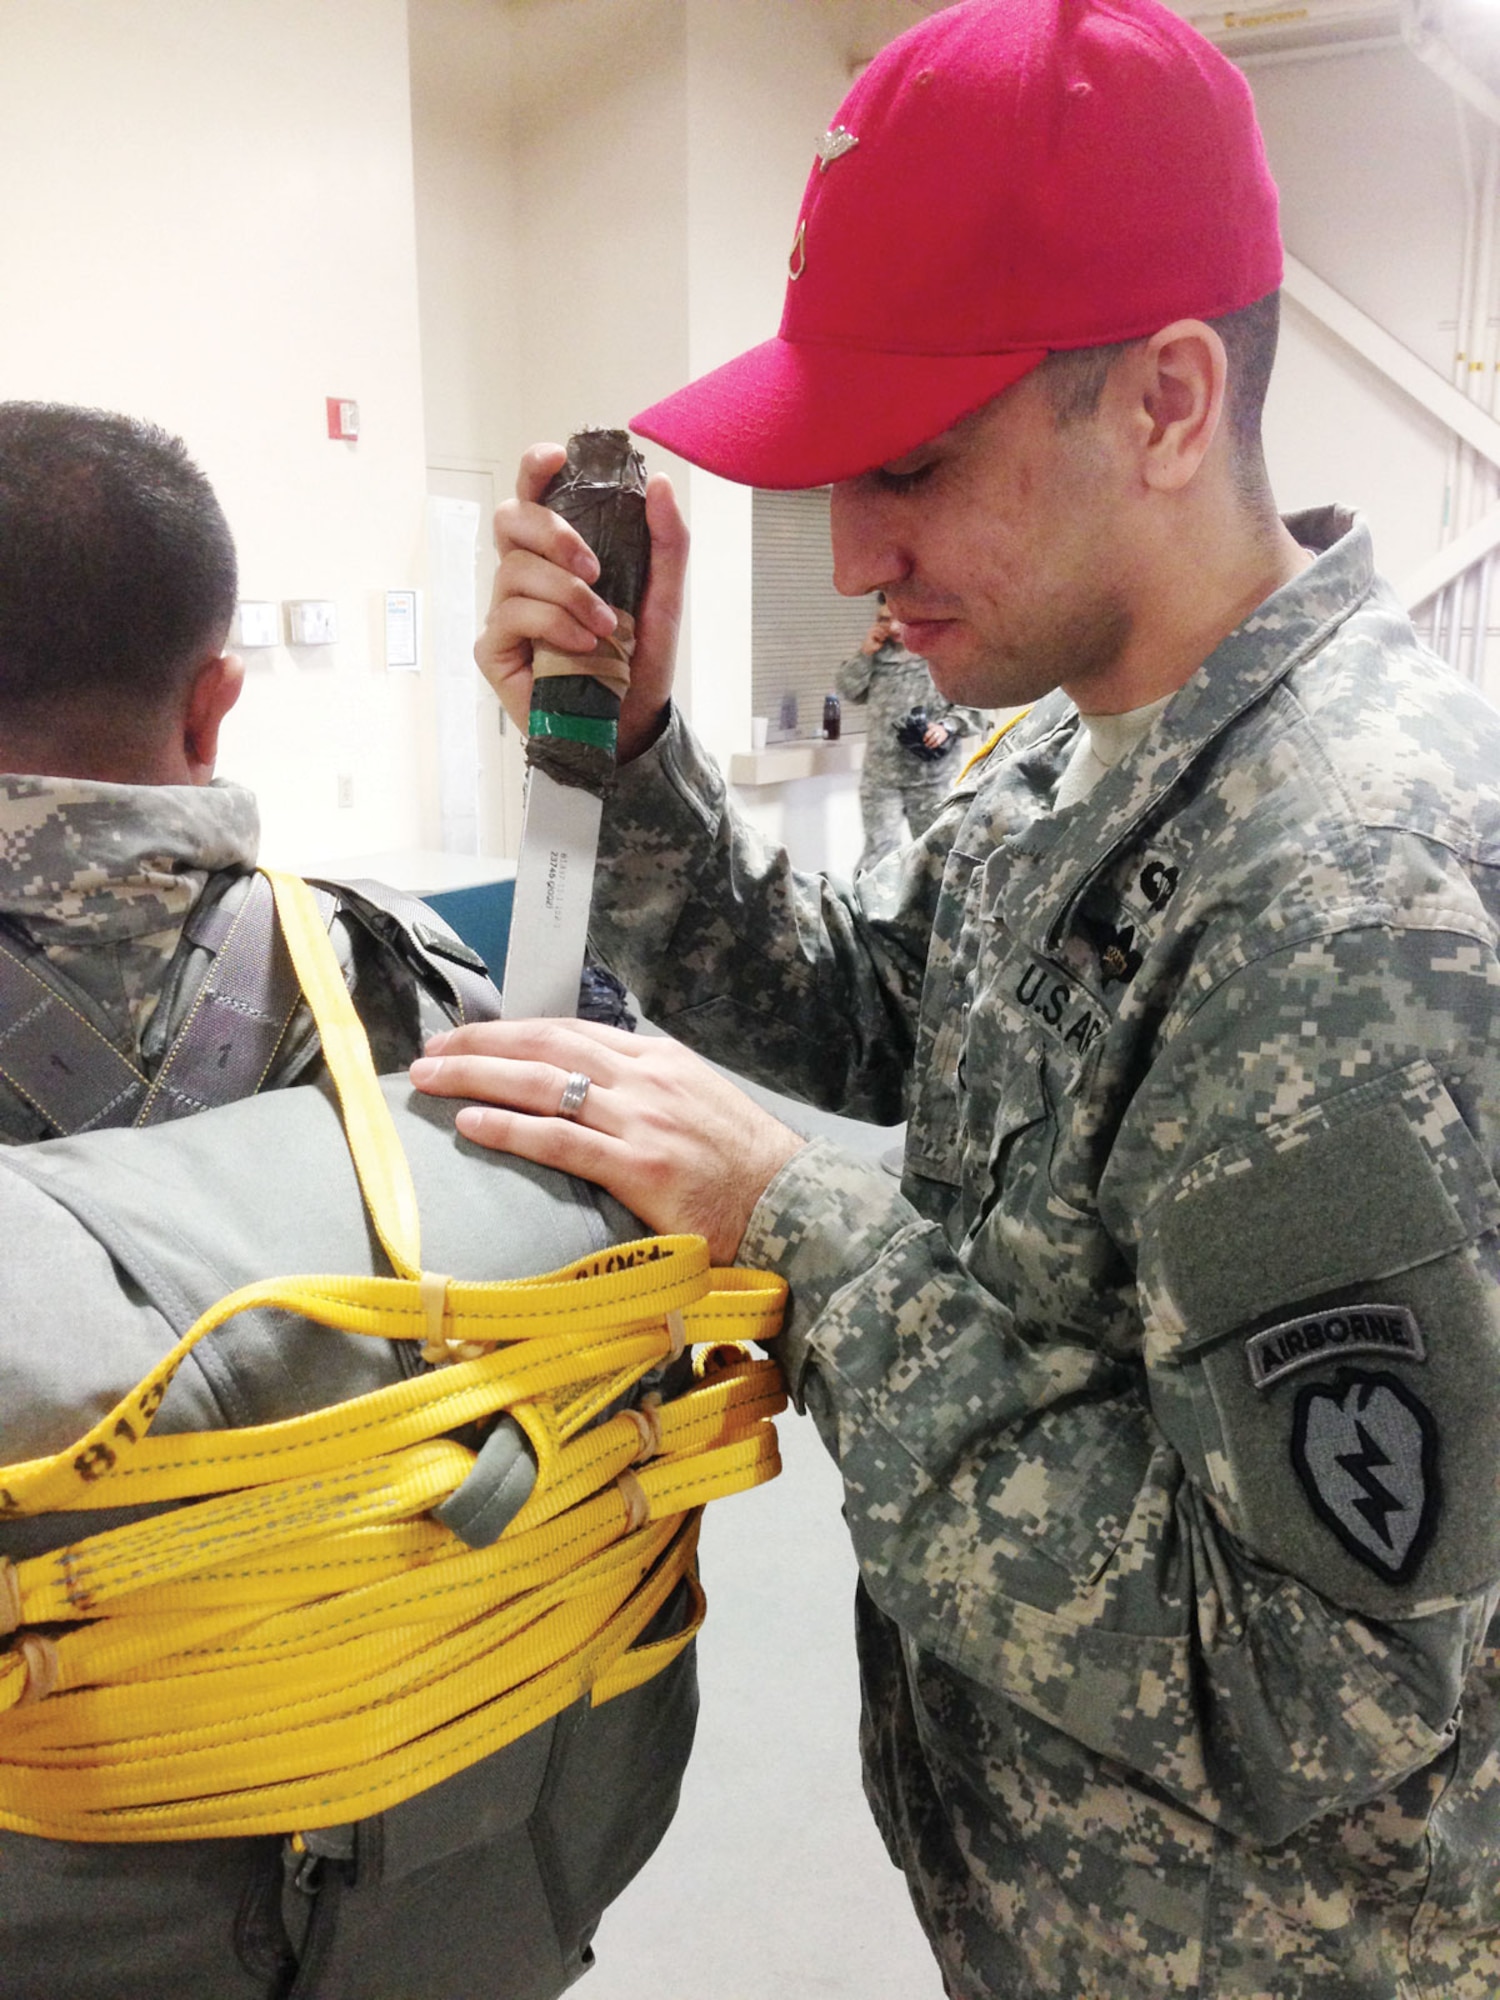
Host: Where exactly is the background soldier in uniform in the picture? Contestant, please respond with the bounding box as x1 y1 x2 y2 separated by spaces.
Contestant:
414 3 1500 1994
836 593 984 871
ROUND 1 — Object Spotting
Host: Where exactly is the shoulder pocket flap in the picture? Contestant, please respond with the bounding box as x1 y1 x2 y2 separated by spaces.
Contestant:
1153 1061 1500 1352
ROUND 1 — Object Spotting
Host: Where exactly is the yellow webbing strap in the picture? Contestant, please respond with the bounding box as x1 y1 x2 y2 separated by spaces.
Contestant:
0 869 787 1842
265 867 423 1279
956 704 1031 785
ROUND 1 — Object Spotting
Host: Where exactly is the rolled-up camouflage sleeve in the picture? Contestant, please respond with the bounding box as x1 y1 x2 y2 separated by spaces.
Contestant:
930 698 987 740
835 650 876 704
741 917 1500 1847
592 707 955 1121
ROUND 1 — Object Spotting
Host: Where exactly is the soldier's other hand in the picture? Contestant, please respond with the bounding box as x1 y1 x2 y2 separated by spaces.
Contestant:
409 1019 804 1265
861 610 893 655
923 720 951 750
475 445 690 764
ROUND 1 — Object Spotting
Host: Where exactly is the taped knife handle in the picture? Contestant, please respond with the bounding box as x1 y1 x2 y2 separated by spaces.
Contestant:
529 429 649 797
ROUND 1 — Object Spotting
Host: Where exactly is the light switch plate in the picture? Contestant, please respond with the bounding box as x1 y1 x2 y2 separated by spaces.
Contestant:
233 600 278 649
286 599 339 646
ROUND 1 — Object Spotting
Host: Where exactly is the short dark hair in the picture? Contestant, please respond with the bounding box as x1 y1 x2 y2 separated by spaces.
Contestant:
0 404 237 718
1039 290 1281 503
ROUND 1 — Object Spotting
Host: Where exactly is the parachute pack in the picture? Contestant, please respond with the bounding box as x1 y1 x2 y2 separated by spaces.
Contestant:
0 869 785 2000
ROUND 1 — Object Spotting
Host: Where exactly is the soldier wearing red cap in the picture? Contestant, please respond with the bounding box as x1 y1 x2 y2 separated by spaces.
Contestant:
414 3 1500 1994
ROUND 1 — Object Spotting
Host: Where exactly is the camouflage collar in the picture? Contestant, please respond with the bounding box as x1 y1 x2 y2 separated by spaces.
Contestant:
1153 503 1372 753
994 506 1372 943
0 776 260 944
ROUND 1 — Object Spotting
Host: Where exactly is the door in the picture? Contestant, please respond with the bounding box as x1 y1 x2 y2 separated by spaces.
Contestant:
427 465 525 858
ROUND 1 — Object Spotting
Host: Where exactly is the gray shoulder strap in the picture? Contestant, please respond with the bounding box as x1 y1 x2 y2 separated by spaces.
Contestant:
315 875 502 1025
0 876 340 1139
133 873 337 1129
0 870 489 1139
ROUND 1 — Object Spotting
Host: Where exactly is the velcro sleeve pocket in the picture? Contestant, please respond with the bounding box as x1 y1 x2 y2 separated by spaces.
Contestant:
1142 1060 1500 1617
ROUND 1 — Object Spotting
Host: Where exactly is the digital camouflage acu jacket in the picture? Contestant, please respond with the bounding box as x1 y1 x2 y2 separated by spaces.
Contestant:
591 509 1500 1999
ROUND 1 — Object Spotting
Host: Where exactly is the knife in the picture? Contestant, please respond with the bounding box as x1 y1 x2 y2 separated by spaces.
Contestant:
501 430 649 1020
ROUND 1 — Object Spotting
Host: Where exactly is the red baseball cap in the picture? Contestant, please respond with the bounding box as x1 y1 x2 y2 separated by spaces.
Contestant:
631 0 1282 489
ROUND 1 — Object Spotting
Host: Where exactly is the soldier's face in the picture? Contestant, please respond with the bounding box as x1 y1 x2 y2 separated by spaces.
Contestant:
829 373 1134 710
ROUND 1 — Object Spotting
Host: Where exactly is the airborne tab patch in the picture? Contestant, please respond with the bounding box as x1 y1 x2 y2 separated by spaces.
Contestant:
1247 1303 1424 1391
1290 1372 1439 1584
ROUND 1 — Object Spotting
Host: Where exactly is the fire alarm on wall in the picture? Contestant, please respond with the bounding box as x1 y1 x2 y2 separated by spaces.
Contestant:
326 397 360 442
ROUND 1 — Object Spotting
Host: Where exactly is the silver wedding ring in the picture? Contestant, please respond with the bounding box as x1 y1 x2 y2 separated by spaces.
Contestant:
557 1070 592 1119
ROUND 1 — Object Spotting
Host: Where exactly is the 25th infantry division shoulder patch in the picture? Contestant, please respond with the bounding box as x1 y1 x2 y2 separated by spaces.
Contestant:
1290 1371 1439 1585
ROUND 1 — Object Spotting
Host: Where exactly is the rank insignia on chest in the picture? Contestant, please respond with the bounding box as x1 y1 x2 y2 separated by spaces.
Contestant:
1092 919 1142 987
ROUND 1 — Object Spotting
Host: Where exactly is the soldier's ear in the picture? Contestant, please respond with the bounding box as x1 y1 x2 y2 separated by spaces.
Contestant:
1128 320 1227 495
182 654 245 785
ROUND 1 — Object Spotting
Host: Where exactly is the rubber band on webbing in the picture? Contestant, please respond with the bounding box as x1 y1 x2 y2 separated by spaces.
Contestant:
16 1634 58 1705
0 1563 20 1638
616 1471 649 1533
420 1271 491 1365
420 1271 450 1353
623 1401 662 1464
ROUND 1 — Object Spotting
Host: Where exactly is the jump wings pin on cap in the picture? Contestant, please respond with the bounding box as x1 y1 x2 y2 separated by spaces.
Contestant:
632 0 1283 491
815 124 860 170
793 126 860 278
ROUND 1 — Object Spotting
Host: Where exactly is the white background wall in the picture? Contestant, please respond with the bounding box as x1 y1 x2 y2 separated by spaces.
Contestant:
1254 43 1467 590
0 0 441 866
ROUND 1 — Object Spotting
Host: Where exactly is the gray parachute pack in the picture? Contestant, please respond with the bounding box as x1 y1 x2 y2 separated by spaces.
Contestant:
0 871 704 2000
0 1076 695 2000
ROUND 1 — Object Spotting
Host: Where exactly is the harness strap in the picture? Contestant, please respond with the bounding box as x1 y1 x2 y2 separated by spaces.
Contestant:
265 869 424 1279
0 875 340 1138
134 874 336 1128
318 876 502 1026
0 925 148 1133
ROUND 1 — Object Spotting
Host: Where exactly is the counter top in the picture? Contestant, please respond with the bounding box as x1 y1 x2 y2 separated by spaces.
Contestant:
728 736 866 788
